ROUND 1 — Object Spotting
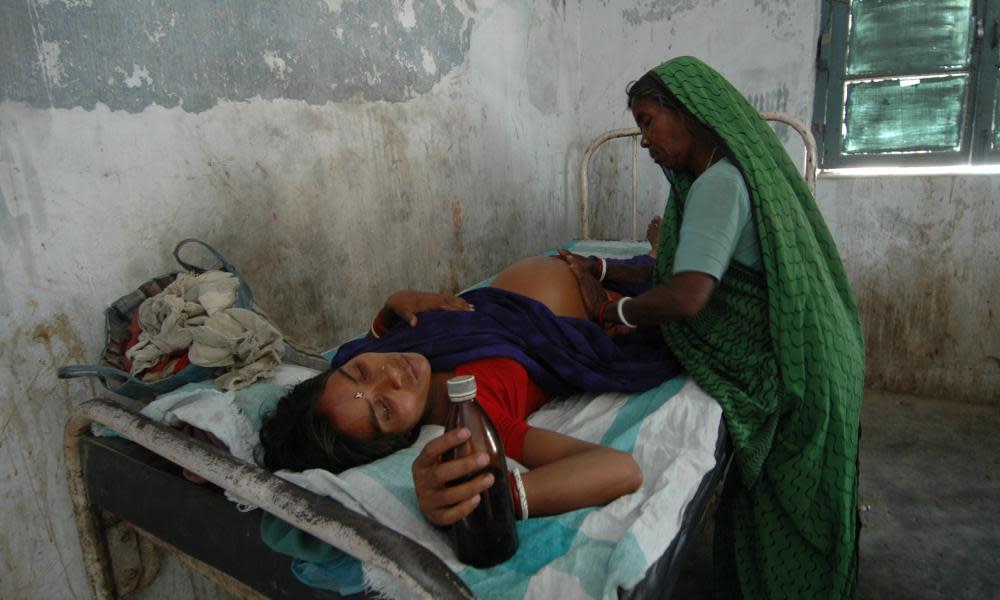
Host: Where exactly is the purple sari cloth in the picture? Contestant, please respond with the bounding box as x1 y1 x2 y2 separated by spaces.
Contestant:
330 287 680 396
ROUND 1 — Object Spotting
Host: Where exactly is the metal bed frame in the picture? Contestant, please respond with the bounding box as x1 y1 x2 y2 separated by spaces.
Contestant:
579 112 817 240
66 399 473 599
64 112 816 600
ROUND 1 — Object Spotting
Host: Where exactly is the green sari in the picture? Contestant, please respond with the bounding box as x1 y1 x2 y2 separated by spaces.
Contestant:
649 57 864 599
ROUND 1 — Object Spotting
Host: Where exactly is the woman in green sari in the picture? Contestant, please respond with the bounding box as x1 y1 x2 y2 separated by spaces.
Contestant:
559 56 864 599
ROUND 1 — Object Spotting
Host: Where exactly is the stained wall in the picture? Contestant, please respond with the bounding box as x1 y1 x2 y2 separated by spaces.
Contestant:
0 0 994 597
819 175 1000 404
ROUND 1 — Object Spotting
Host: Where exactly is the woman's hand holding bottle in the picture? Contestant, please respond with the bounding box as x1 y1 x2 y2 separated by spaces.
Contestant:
411 427 495 527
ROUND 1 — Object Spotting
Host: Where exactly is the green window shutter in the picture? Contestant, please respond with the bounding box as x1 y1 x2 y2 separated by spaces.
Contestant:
847 0 973 76
814 0 1000 169
844 75 968 154
994 67 1000 151
970 4 1000 162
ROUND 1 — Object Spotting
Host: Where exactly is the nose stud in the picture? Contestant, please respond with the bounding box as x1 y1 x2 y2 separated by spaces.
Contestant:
354 392 364 399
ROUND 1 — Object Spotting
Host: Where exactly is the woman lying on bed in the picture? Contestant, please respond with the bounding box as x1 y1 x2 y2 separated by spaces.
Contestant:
260 256 679 526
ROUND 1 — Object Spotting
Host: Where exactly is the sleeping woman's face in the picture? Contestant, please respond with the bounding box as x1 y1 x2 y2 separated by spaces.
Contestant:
315 352 432 441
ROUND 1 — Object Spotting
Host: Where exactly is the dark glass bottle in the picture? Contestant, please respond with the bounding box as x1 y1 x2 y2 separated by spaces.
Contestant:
444 375 519 567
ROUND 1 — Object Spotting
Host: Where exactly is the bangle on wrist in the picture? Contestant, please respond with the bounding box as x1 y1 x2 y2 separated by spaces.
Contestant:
594 298 613 324
617 297 637 328
588 255 607 282
371 308 392 338
508 471 522 520
511 469 528 520
508 472 520 519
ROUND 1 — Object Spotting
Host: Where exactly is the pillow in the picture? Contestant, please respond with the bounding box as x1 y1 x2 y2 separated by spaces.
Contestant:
136 362 321 464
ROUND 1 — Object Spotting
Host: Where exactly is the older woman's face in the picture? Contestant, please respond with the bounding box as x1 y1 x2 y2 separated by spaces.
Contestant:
316 352 432 441
631 97 696 172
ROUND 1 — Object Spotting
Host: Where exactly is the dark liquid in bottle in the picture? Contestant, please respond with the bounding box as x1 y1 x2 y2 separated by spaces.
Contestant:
449 465 519 568
444 378 519 568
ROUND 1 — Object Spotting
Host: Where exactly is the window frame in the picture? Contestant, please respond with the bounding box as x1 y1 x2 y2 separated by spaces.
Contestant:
813 0 1000 171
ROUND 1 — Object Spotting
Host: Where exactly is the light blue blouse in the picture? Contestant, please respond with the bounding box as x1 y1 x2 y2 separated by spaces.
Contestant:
672 158 761 279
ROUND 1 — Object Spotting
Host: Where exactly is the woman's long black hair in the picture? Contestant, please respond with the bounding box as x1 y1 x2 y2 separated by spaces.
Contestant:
258 370 419 473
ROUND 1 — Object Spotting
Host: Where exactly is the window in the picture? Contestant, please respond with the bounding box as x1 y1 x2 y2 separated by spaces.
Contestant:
813 0 1000 171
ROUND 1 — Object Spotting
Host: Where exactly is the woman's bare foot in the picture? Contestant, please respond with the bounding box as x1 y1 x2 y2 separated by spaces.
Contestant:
646 216 662 258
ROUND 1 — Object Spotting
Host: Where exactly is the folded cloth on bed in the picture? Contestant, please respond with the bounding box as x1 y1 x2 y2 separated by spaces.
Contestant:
331 286 678 395
262 375 723 599
140 387 261 463
126 271 286 389
126 363 319 508
134 362 319 456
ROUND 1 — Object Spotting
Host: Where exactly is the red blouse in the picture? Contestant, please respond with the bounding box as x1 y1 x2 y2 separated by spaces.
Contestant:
454 357 547 463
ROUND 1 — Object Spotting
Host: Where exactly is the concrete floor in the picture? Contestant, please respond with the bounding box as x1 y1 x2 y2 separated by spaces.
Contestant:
673 389 1000 599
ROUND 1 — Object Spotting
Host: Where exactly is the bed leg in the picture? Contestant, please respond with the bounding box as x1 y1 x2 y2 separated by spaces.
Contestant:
129 525 267 600
64 411 117 600
104 522 160 599
65 398 476 600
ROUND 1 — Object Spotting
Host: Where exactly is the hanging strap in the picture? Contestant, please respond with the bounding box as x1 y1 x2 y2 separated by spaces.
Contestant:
173 238 254 308
57 364 143 384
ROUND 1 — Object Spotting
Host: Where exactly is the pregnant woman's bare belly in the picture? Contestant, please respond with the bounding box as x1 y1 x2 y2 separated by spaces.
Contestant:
491 257 589 320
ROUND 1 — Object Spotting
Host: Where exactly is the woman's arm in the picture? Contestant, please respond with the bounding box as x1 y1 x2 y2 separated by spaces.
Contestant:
383 290 474 325
605 262 654 284
518 428 642 517
368 290 475 338
560 251 716 326
556 247 652 284
604 271 716 324
411 427 641 525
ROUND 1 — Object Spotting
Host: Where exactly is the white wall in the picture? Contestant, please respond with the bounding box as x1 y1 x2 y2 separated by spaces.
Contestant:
2 2 582 596
1 0 995 597
820 175 1000 403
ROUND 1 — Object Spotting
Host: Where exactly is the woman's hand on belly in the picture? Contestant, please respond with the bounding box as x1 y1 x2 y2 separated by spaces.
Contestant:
384 290 475 326
555 247 601 279
558 249 610 321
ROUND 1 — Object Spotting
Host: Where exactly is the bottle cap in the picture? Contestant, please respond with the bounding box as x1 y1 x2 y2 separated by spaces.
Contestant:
446 375 476 402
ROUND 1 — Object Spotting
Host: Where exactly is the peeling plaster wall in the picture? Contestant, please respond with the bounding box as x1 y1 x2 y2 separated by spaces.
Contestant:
819 176 1000 404
1 0 473 110
1 1 580 596
0 0 995 597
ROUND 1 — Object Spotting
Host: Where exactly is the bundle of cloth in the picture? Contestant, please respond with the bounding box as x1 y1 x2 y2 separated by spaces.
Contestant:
124 271 285 389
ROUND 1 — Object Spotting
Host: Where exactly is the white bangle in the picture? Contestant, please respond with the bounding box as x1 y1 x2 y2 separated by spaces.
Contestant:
512 469 529 520
617 297 637 328
369 318 381 339
597 257 607 282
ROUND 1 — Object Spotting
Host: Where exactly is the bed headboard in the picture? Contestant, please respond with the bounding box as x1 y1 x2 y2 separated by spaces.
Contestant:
578 112 818 240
